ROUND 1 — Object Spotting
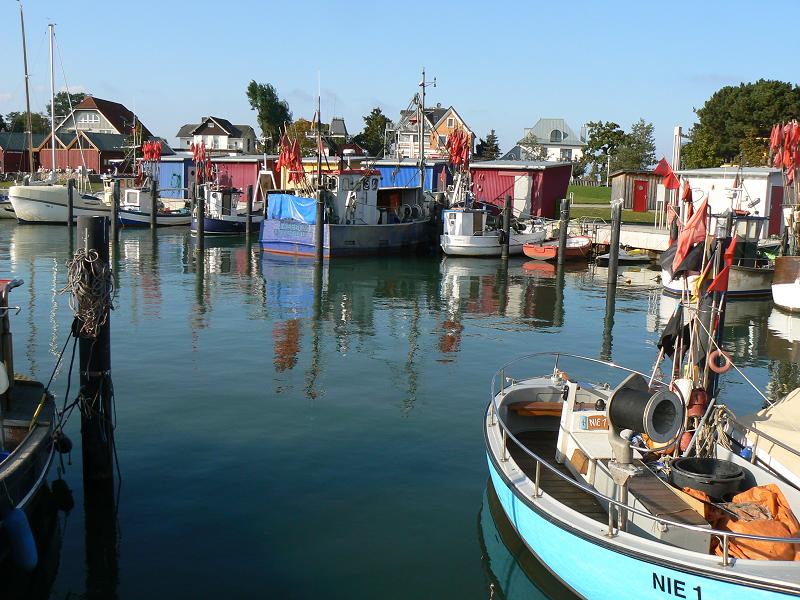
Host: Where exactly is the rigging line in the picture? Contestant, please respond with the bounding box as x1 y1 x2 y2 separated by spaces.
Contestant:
53 30 91 193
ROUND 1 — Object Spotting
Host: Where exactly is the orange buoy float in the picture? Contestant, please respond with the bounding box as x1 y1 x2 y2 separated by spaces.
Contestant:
708 349 732 374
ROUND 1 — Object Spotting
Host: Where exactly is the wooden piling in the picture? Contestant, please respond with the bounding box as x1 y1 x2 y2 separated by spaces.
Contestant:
76 216 114 482
150 174 158 230
246 184 253 239
607 200 623 292
501 194 511 260
110 180 120 242
314 189 324 263
67 178 75 227
557 197 571 266
196 185 205 251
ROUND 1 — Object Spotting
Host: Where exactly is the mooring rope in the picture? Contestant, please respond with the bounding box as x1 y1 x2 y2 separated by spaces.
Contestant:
61 249 114 338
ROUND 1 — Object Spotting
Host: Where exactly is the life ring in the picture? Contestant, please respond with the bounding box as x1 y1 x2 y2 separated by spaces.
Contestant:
708 349 732 374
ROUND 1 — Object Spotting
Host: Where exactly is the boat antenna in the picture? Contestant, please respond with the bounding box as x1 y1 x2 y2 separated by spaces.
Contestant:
19 2 34 177
418 68 436 195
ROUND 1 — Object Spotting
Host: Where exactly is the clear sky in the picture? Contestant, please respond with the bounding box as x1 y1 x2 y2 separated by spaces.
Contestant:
2 0 798 158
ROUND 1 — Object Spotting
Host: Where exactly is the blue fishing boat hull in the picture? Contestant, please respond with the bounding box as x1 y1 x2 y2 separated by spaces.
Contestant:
487 457 797 600
259 218 434 257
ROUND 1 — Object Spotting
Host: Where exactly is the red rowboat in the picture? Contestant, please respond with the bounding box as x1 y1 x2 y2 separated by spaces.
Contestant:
522 235 592 261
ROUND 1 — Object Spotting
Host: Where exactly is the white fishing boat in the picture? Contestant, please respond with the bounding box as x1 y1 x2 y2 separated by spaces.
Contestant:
440 207 546 256
192 185 263 235
772 256 800 312
486 353 800 600
117 180 190 227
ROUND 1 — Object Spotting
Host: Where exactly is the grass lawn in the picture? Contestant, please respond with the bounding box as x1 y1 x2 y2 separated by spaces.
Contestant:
568 184 611 205
571 206 655 225
0 181 13 189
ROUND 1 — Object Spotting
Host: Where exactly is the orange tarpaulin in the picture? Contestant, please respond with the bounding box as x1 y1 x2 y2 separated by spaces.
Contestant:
684 484 800 561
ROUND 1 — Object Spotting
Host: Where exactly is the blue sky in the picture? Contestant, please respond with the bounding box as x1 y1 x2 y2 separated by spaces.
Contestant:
2 0 798 158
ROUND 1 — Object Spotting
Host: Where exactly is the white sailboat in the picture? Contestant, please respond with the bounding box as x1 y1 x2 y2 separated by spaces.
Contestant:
9 22 108 224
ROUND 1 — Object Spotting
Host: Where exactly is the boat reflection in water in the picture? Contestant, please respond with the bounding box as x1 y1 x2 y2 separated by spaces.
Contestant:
479 480 577 600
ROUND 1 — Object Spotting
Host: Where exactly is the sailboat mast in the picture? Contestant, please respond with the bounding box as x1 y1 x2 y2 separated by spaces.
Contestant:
48 23 56 174
19 3 34 174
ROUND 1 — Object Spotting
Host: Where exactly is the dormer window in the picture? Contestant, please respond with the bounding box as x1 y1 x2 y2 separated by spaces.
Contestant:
550 130 563 143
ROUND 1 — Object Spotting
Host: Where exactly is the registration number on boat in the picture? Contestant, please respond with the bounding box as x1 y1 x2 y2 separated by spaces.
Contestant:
580 415 607 430
652 573 702 599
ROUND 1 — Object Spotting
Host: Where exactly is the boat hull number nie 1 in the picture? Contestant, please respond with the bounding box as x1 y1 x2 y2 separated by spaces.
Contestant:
653 573 702 599
580 415 608 430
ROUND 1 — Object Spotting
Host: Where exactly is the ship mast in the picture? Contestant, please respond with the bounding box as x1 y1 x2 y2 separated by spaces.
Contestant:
48 23 56 175
19 3 34 175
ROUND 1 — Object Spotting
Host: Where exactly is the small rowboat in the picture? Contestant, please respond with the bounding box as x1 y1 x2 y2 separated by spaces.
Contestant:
522 235 592 261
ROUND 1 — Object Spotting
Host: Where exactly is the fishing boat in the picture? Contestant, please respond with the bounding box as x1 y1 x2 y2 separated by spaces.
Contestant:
485 352 800 599
661 213 774 299
192 185 264 235
0 192 16 219
0 279 56 572
117 183 190 227
440 207 546 256
9 23 108 224
522 236 592 261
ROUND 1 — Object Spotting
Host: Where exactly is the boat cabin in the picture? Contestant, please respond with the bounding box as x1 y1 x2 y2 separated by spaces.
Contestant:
205 186 242 219
443 209 492 237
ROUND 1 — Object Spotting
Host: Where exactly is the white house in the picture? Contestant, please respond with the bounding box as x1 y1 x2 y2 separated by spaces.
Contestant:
176 116 257 154
515 118 586 162
677 167 785 239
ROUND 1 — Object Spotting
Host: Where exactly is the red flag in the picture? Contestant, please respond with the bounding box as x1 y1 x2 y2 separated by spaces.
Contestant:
664 172 680 189
672 197 708 272
681 179 692 201
654 157 672 177
707 236 739 293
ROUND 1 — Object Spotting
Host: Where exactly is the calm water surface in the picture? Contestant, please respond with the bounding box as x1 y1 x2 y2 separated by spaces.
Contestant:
0 221 797 599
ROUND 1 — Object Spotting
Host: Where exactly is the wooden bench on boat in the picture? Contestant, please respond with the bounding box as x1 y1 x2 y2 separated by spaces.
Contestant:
508 401 564 418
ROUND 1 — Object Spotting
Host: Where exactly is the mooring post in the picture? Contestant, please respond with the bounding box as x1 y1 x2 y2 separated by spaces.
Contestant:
76 216 114 483
557 197 571 266
246 184 253 239
607 199 623 292
314 189 324 263
110 180 120 243
150 172 158 231
196 185 205 252
501 194 511 260
67 178 75 228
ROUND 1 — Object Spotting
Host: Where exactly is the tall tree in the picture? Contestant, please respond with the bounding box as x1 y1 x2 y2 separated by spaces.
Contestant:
246 81 292 152
288 118 317 155
46 91 87 119
518 132 548 161
0 114 7 132
614 119 656 170
353 107 390 156
475 129 501 160
583 120 626 176
683 79 800 168
4 111 49 134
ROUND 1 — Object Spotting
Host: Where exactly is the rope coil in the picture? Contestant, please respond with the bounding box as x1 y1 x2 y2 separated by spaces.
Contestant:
61 248 114 338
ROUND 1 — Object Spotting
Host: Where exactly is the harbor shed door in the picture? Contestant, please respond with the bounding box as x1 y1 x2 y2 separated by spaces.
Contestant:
769 185 784 236
633 179 648 212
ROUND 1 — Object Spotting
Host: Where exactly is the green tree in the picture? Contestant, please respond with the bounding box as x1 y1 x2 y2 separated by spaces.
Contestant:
288 118 317 156
683 79 800 168
614 119 656 170
475 129 501 160
584 121 626 176
4 111 49 134
246 81 292 152
353 107 390 156
46 91 87 119
0 114 7 132
518 132 548 160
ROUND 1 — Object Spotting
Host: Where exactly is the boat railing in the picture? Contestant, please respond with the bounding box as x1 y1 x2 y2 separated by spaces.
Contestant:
489 352 800 566
723 408 800 468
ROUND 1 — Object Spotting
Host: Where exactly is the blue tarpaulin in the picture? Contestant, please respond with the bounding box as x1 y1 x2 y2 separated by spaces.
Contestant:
267 194 317 224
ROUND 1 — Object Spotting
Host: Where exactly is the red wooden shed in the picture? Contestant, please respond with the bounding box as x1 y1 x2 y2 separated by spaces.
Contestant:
0 132 46 173
469 160 572 219
211 154 277 193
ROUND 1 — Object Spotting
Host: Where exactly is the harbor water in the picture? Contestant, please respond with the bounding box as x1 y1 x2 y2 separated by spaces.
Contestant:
1 221 797 599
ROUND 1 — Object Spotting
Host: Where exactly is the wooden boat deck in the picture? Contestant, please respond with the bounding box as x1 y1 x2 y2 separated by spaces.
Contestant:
508 430 608 523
